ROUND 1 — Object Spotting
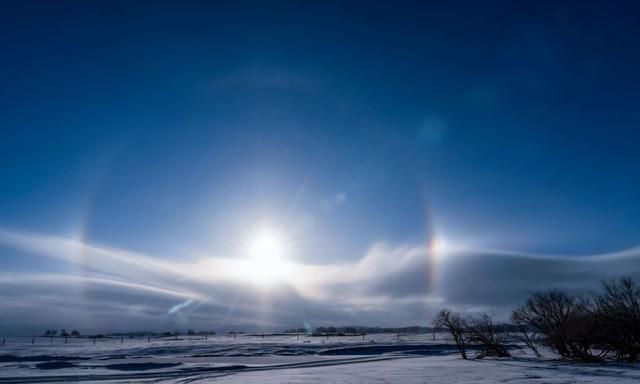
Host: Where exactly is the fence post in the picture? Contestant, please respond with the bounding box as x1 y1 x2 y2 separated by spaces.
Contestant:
32 338 35 344
65 337 68 344
2 337 5 345
121 337 124 344
93 337 96 344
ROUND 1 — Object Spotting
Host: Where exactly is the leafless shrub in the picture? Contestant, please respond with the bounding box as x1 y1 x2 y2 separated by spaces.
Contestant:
467 314 511 358
509 323 542 358
433 309 469 359
512 290 605 361
564 297 605 361
512 290 576 358
595 278 640 362
439 277 640 363
434 310 511 359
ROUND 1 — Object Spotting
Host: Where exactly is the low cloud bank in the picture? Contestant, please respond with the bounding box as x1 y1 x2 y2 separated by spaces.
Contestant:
1 228 640 335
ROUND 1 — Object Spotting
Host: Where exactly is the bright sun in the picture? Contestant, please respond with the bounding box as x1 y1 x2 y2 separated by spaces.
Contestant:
242 226 293 286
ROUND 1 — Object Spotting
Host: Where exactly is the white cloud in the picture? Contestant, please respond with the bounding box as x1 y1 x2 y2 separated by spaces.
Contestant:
2 227 640 334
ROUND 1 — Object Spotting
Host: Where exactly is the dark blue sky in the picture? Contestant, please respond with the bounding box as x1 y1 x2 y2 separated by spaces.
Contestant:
2 0 640 266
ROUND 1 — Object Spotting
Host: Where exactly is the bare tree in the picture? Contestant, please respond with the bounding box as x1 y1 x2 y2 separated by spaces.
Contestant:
512 290 602 361
433 309 469 359
512 290 576 358
509 322 542 358
467 314 510 358
595 278 640 362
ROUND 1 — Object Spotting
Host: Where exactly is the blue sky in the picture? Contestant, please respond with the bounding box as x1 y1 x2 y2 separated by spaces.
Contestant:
2 1 640 333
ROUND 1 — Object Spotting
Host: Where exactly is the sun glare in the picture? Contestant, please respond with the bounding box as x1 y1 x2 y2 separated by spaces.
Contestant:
242 225 293 286
248 229 286 263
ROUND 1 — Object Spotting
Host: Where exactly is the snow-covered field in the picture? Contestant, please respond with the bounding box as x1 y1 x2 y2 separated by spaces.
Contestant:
1 334 640 383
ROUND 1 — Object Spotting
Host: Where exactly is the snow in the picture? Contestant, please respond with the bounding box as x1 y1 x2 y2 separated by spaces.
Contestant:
1 334 639 383
212 356 640 384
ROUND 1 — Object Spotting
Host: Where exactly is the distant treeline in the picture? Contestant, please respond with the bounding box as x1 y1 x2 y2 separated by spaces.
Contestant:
284 325 432 335
41 329 216 338
42 329 80 337
436 276 640 362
